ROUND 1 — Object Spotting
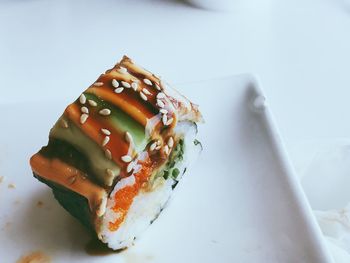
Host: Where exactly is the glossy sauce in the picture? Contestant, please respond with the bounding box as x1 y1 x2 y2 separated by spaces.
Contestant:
30 154 107 213
65 103 129 167
99 71 159 109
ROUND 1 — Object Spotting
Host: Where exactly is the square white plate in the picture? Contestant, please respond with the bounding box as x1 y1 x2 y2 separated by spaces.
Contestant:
0 75 333 262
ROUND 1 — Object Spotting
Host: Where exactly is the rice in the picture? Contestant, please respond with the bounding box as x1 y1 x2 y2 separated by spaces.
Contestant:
100 121 201 249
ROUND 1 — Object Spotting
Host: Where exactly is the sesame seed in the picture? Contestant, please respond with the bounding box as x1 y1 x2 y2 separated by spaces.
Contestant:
155 145 162 150
131 82 138 91
150 141 158 151
88 100 97 107
105 149 112 160
67 176 77 185
80 113 89 124
101 128 111 135
142 88 152 95
79 94 86 104
80 175 87 180
114 87 124 93
99 109 111 116
81 106 89 114
157 99 165 108
166 118 174 126
133 164 142 174
159 109 168 114
168 137 174 148
117 67 128 74
8 183 16 189
143 78 152 86
112 79 119 88
121 81 131 88
125 132 132 143
140 92 148 101
60 119 69 128
127 162 135 173
102 136 110 146
155 83 161 91
93 82 104 87
157 92 166 99
97 197 107 217
121 155 132 163
162 114 168 125
106 169 115 178
163 145 170 155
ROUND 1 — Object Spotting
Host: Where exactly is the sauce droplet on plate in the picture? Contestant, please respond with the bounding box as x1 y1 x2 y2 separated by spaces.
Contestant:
16 251 51 263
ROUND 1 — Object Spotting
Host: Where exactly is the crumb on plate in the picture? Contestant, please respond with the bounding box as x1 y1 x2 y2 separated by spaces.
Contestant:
8 183 16 189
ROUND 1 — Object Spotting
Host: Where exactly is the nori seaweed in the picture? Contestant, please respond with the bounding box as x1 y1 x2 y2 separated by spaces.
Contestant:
39 138 101 186
32 136 202 237
33 173 96 233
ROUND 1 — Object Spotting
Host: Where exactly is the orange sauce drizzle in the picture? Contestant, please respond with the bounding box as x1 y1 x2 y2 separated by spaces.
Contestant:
30 153 107 213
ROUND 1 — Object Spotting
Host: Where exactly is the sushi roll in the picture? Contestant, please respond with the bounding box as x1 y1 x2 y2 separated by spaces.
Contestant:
29 56 203 250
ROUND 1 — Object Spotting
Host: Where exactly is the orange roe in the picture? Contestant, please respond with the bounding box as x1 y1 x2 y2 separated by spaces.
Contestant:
108 156 158 231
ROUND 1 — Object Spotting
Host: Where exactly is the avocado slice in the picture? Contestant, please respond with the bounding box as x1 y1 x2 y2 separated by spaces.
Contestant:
50 117 121 186
84 93 149 152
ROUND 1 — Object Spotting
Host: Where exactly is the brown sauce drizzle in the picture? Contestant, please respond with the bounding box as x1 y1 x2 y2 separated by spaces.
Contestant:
96 73 159 114
64 103 129 167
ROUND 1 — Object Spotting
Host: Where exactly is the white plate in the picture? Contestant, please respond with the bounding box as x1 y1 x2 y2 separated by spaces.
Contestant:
0 75 333 262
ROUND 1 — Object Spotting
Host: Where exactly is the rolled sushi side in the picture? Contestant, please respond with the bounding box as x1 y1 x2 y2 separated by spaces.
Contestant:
30 56 203 250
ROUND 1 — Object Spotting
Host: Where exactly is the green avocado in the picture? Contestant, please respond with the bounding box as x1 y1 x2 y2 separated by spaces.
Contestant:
49 93 150 186
84 93 148 152
151 139 185 183
50 117 121 187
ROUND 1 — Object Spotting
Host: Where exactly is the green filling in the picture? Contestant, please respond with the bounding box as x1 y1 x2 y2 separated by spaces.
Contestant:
152 139 185 182
84 93 148 152
50 117 120 186
48 93 151 186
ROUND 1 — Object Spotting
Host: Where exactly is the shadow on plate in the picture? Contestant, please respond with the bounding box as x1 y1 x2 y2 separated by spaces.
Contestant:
336 0 350 13
11 188 91 255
